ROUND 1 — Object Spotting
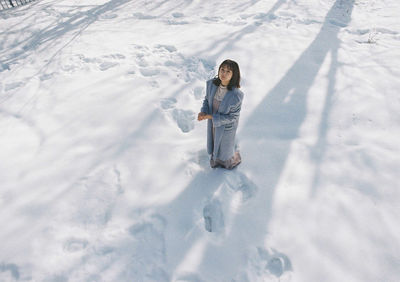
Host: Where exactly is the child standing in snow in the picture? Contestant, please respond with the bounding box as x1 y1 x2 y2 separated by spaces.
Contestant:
198 59 244 169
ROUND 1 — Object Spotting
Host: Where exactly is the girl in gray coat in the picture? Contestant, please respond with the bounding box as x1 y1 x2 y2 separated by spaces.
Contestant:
198 59 244 169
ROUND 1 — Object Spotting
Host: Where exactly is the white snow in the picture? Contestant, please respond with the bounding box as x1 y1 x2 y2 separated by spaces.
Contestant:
1 0 400 281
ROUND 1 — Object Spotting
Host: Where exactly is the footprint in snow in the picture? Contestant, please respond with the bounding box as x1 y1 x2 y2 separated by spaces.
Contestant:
99 61 119 71
267 254 292 278
172 12 184 18
202 16 223 22
160 97 195 133
255 247 292 279
80 55 102 64
39 73 54 81
150 80 159 88
99 54 125 71
103 54 126 60
155 44 177 53
223 170 257 202
133 12 157 20
200 171 257 234
134 52 149 67
99 13 118 20
4 82 24 92
63 238 89 253
203 199 224 233
126 69 136 75
139 67 160 77
72 53 125 71
172 108 195 133
160 97 177 110
166 19 189 25
267 257 287 277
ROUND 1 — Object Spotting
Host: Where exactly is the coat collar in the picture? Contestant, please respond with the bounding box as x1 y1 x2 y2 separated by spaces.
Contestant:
209 81 236 112
210 82 217 102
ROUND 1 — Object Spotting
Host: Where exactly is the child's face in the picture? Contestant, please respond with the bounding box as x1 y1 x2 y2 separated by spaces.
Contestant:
219 65 233 86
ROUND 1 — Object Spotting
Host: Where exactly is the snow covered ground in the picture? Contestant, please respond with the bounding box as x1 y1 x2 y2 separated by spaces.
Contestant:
1 0 400 281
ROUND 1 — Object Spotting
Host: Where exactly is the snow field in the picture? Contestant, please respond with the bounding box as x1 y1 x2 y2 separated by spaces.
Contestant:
1 0 400 281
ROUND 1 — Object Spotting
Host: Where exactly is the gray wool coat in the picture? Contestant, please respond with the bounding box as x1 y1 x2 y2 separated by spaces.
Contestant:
201 79 244 161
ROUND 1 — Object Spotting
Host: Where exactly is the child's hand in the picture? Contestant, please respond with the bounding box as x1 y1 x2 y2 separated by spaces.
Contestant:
198 112 206 121
198 113 212 121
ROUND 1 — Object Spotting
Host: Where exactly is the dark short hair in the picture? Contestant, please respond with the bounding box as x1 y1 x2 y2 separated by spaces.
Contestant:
213 59 241 90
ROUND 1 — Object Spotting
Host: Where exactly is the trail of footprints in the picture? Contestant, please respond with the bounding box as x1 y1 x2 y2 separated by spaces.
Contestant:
199 170 293 279
2 31 212 135
60 53 126 74
131 43 214 82
150 42 211 134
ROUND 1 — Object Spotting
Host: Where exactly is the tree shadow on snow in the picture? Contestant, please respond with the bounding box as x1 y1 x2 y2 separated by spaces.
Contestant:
240 0 355 200
0 0 132 72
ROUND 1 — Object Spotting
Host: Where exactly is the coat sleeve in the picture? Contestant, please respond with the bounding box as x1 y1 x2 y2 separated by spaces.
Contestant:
212 92 243 127
200 96 209 114
200 81 210 114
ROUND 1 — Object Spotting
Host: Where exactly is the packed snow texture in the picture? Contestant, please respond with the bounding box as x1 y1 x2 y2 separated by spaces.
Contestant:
1 0 400 281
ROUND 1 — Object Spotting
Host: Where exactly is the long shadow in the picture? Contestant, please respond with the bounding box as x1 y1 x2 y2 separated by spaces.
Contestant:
310 1 354 195
238 0 355 262
242 0 354 164
163 0 355 279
